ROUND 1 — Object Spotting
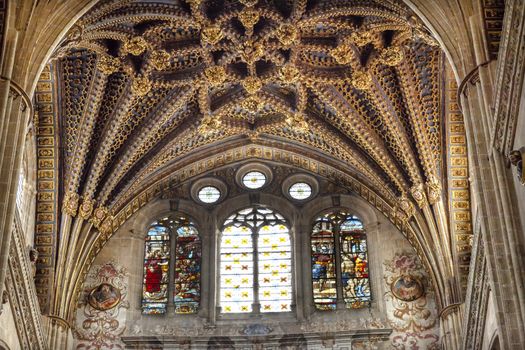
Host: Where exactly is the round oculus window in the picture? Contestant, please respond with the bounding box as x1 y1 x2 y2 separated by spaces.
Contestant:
242 171 266 189
197 186 221 203
288 182 312 200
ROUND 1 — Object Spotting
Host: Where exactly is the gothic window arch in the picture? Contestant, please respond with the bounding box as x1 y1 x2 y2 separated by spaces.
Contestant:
219 206 292 314
311 212 370 310
142 216 201 315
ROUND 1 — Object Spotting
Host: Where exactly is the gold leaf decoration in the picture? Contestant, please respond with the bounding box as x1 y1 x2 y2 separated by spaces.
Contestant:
123 36 148 56
242 97 264 113
131 75 152 96
349 31 373 47
79 198 95 220
410 183 427 208
279 64 300 83
240 40 264 64
276 23 299 46
351 70 372 90
63 191 80 217
330 45 352 65
285 113 309 132
239 0 258 6
150 50 171 70
238 8 260 31
98 55 120 75
204 66 227 86
201 25 223 45
426 176 441 204
241 76 262 94
91 207 109 228
379 46 404 66
198 115 222 135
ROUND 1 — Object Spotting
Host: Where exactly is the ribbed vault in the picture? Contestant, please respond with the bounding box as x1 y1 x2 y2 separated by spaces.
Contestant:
33 0 467 321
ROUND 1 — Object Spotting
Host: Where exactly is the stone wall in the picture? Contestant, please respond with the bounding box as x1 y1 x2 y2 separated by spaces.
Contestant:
73 192 439 349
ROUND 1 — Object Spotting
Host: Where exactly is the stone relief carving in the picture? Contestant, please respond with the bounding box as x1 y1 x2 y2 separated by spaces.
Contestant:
75 262 129 349
384 252 439 349
509 147 525 185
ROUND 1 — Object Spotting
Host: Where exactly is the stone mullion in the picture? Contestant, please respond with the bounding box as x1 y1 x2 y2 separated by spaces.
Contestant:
313 83 408 193
98 86 195 204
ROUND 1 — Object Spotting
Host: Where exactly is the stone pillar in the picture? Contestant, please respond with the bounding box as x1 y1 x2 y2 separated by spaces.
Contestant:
439 303 463 350
44 316 74 349
0 81 31 314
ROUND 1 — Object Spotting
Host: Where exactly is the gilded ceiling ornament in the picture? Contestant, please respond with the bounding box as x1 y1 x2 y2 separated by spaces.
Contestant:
240 40 264 64
98 55 120 75
242 96 264 113
285 113 309 132
204 66 227 86
379 46 404 66
63 191 80 217
79 198 95 220
426 176 441 204
99 216 114 236
123 36 148 56
330 45 352 65
349 31 373 47
279 64 300 83
91 207 109 229
276 23 299 46
241 76 262 94
239 0 258 7
201 25 223 45
131 75 152 97
150 50 171 71
351 70 372 90
413 28 439 47
410 183 427 208
397 194 415 221
198 114 222 135
238 8 259 31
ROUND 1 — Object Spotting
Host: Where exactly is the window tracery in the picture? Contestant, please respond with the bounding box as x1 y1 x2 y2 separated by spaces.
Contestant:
311 212 370 310
220 207 292 314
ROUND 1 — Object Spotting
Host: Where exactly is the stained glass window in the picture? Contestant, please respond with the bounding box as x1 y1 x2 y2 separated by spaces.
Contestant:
142 221 170 314
173 223 201 314
142 216 201 315
288 182 312 200
242 171 266 189
311 212 370 310
220 207 291 314
311 217 337 310
198 186 221 203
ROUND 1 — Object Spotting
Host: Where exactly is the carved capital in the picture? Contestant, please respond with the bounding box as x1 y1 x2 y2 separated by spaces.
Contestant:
91 206 109 228
426 176 442 204
410 183 427 208
63 191 80 217
79 197 95 220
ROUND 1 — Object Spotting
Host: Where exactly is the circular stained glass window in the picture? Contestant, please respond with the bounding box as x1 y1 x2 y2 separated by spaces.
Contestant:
198 186 221 203
288 182 312 200
242 171 266 189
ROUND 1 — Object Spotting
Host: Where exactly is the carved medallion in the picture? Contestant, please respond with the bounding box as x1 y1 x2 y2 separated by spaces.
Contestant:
391 275 424 302
88 283 121 311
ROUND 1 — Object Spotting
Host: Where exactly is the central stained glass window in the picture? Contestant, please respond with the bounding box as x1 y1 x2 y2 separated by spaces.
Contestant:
220 207 292 313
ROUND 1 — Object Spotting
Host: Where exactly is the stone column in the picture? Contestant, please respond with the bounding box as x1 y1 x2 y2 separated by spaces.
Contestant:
0 81 31 314
439 303 463 350
44 316 74 349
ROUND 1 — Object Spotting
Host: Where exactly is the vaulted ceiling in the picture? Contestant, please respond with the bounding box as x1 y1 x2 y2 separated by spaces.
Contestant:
35 0 463 317
47 0 444 213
